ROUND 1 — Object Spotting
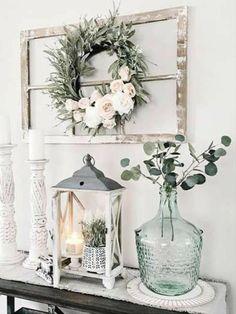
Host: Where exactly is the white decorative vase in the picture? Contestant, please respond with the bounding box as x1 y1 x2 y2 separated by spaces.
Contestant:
0 145 23 264
23 159 49 269
83 246 105 273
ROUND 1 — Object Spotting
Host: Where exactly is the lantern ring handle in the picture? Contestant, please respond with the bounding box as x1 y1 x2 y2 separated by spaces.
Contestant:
83 154 95 166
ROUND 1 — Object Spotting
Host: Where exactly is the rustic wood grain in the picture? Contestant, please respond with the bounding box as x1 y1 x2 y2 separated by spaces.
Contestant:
27 74 177 91
20 31 30 131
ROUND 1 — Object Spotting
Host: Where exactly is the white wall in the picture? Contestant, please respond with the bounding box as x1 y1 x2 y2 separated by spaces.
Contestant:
0 0 236 313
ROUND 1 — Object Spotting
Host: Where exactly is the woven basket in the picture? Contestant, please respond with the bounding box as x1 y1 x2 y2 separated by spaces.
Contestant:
82 246 105 273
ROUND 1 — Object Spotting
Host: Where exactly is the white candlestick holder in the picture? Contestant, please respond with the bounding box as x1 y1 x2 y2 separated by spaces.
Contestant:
0 145 23 264
23 159 49 269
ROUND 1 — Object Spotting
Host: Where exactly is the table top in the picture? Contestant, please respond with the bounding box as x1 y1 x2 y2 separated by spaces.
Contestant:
0 260 227 314
0 278 186 314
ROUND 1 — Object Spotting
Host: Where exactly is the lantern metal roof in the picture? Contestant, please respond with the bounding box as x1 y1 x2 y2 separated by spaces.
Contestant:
53 154 124 192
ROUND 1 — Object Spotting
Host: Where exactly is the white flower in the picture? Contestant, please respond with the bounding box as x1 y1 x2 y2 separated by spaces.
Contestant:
110 79 124 93
103 118 116 129
95 94 115 120
84 106 102 128
123 83 136 98
90 90 102 103
65 99 79 112
113 91 134 115
118 66 131 81
73 110 84 122
78 97 91 109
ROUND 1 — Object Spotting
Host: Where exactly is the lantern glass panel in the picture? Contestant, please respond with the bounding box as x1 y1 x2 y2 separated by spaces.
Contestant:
59 192 84 258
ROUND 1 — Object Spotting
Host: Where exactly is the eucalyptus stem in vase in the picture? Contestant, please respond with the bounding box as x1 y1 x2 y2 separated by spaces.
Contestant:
120 134 231 296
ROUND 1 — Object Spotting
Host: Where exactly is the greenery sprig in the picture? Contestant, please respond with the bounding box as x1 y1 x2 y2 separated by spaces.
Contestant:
120 135 232 191
45 9 149 134
82 218 106 247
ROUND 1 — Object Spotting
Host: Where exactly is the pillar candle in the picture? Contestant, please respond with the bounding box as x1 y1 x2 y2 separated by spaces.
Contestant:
29 129 45 160
0 115 11 145
66 232 84 256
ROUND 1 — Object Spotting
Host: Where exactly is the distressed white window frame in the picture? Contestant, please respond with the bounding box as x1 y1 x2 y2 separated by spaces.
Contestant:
21 6 188 144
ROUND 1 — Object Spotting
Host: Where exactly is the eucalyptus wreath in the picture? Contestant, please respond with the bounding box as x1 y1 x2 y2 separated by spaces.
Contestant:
45 10 149 134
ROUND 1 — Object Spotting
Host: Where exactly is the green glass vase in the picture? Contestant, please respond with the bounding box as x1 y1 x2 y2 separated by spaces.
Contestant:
135 186 203 296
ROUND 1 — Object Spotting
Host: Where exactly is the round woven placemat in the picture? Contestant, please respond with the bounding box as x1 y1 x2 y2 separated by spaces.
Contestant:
127 278 215 309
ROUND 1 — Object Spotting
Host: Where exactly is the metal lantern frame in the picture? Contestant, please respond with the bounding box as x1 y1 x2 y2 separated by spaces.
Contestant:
52 155 126 289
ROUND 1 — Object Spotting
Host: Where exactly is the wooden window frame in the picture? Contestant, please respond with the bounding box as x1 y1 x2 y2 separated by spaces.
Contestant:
20 6 188 144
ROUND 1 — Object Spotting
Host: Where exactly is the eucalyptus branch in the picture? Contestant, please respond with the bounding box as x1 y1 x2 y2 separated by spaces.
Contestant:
177 158 205 186
177 144 216 185
155 154 165 180
120 135 231 192
141 173 162 186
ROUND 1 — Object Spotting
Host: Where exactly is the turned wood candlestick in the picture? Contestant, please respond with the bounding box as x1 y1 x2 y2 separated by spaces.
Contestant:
23 159 49 270
0 144 23 264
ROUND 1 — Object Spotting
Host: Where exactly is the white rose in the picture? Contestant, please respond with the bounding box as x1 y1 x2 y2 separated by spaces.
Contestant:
90 90 102 103
84 106 102 128
95 94 115 120
113 91 134 115
78 97 90 109
123 83 136 98
65 99 79 112
73 110 84 122
103 118 116 129
118 66 131 81
110 79 124 93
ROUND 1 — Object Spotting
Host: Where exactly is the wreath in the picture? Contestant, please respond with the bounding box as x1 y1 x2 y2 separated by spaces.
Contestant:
46 10 149 135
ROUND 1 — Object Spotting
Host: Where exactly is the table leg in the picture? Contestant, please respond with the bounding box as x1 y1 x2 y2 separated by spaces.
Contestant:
7 296 15 314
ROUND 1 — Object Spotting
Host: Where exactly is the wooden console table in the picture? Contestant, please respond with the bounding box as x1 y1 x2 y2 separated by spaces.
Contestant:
0 262 227 314
0 278 186 314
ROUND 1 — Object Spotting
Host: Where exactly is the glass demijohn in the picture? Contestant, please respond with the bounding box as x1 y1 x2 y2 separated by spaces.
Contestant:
135 187 203 296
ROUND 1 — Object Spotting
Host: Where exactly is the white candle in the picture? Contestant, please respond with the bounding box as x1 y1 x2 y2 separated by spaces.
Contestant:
0 115 11 145
66 232 84 256
29 129 45 160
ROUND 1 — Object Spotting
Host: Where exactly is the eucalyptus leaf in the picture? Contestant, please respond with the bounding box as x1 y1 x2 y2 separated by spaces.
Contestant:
164 142 176 148
130 166 141 181
120 158 130 167
165 173 177 187
175 134 185 142
205 163 218 176
144 159 155 167
162 158 175 174
188 143 199 162
181 181 194 190
143 142 156 155
193 173 206 185
158 142 166 151
221 136 231 147
185 176 197 188
214 148 226 157
121 170 132 181
203 152 219 163
149 168 161 176
174 144 181 153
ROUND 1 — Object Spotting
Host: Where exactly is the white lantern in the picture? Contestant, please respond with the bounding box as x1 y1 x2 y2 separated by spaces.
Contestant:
52 154 126 289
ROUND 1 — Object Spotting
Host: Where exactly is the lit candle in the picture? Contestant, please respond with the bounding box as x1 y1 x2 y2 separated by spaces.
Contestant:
0 115 11 145
65 232 84 256
29 129 44 160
